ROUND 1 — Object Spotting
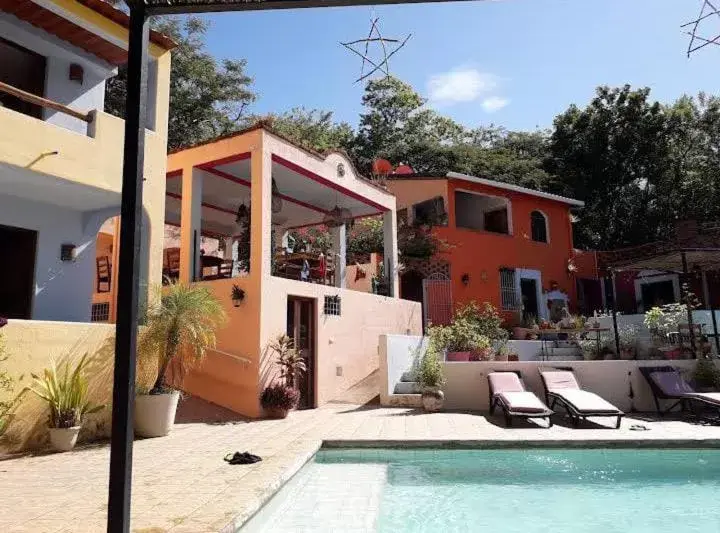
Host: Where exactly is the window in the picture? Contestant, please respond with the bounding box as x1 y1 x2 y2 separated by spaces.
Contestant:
500 268 518 310
454 191 510 234
411 197 446 226
323 295 341 316
530 211 548 243
0 38 47 119
91 302 110 322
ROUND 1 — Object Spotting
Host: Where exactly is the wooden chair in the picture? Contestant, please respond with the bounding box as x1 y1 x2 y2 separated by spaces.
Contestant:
325 253 336 286
96 256 111 293
164 248 180 283
218 259 233 279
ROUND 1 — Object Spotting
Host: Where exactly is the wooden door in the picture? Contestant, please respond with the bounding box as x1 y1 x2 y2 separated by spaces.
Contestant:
286 297 315 409
0 224 37 319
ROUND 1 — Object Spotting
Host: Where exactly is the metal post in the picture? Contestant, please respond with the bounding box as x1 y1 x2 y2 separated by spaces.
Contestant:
681 252 698 359
610 270 621 357
107 5 148 533
712 307 720 355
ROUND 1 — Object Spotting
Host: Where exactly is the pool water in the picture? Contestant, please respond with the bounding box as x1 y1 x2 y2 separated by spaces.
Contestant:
241 449 720 533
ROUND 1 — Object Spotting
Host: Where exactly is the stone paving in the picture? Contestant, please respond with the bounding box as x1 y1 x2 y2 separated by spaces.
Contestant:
2 401 720 533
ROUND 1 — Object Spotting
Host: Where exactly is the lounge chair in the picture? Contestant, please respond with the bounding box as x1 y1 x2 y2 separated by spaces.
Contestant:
639 365 720 416
487 371 553 427
539 370 624 429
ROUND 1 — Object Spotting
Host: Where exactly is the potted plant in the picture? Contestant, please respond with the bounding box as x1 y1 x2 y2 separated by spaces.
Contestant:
418 346 445 412
692 357 720 392
259 334 306 418
260 384 300 419
617 325 639 360
136 283 226 438
231 284 245 307
28 354 103 452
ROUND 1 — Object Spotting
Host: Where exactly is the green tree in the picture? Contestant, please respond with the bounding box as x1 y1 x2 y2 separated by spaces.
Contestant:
249 107 354 153
105 17 255 151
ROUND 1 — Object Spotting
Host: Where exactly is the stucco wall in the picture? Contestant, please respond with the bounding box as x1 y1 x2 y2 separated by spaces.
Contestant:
440 360 706 413
0 319 157 452
385 179 448 210
379 334 426 404
0 195 102 321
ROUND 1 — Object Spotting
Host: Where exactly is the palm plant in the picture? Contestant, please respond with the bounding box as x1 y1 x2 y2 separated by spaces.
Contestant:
141 283 227 393
268 334 306 388
29 354 103 429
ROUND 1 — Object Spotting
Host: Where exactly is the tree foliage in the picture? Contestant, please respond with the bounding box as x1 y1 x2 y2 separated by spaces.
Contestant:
105 17 255 151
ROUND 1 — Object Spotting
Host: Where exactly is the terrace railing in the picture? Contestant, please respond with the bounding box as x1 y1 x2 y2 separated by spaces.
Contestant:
0 80 92 124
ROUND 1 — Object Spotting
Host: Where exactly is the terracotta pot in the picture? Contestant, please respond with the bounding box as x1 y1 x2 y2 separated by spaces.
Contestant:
265 407 289 419
134 391 180 438
512 327 528 340
620 348 635 360
508 354 519 362
49 426 81 452
421 387 444 412
472 348 493 361
447 351 472 362
494 352 509 362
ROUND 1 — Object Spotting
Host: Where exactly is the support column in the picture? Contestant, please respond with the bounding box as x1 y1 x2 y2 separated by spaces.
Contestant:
383 210 399 297
223 237 234 260
249 146 271 279
332 224 347 288
179 167 202 284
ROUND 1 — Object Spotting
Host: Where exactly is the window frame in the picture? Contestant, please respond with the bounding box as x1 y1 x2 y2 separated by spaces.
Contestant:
499 268 518 311
530 210 549 243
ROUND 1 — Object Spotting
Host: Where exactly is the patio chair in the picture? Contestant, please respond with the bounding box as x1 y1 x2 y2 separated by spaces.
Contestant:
487 371 553 428
639 365 720 416
96 256 111 293
163 248 180 283
539 370 623 429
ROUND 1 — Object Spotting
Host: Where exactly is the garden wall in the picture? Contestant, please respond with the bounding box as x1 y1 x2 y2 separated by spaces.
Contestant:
0 320 157 452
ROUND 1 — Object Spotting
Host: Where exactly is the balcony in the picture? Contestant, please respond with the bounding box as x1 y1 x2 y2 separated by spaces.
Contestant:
0 81 165 196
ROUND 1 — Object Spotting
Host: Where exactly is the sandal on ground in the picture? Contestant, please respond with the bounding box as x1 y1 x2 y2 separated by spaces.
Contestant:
224 451 262 465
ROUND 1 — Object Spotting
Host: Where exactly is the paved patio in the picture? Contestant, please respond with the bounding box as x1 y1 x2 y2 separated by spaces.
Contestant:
2 399 720 533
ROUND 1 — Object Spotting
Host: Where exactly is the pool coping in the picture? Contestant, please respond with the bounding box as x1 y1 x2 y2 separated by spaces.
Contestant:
225 437 720 531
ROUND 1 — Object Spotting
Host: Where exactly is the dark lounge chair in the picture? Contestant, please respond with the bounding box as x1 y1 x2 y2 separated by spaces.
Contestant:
540 370 624 429
487 372 553 428
639 365 720 416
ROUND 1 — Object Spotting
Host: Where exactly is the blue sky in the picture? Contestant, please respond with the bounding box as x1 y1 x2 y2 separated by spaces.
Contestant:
201 0 718 131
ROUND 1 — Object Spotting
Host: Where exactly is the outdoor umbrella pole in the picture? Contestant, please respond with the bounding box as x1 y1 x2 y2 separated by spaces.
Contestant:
681 252 698 359
611 270 621 357
107 3 149 533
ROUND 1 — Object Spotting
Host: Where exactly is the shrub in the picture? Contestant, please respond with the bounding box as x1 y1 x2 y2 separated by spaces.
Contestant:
260 384 300 411
693 357 720 389
268 334 306 388
417 346 445 389
0 319 15 436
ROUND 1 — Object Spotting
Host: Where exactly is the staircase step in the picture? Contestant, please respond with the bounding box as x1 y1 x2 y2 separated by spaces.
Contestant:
400 371 417 382
394 381 421 394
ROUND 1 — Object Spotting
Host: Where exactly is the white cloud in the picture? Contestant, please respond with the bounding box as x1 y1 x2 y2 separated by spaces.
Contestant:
481 96 510 113
427 67 499 105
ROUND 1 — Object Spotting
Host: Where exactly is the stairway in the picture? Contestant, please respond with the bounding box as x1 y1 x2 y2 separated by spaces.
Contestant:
388 370 423 407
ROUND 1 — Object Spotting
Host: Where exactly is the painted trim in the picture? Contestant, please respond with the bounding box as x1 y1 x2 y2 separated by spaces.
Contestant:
164 220 228 239
199 152 251 168
448 171 585 207
516 269 546 320
272 154 389 213
530 209 550 244
166 191 237 216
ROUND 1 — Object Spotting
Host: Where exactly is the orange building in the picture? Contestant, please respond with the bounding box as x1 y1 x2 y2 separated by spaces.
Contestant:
386 172 596 326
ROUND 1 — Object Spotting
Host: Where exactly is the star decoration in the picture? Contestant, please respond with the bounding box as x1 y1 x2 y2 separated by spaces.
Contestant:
340 17 411 84
683 0 720 56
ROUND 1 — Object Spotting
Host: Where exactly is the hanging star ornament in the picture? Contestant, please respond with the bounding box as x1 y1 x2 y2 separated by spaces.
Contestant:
341 17 411 84
683 0 720 56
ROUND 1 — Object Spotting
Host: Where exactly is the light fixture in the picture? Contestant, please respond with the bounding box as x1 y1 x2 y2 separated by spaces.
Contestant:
322 205 352 228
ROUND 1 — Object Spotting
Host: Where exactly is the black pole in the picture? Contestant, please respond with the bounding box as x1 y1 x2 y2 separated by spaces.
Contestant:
108 5 149 533
712 307 720 355
681 252 698 359
610 270 621 357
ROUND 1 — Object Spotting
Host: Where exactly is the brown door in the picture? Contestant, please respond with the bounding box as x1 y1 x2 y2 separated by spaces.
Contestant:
0 224 37 319
286 297 315 409
0 38 47 119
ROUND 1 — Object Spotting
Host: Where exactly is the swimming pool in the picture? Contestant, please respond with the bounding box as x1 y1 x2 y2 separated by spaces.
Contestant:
241 448 720 532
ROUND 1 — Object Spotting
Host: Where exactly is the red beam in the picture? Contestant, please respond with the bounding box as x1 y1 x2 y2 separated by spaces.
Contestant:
166 191 238 216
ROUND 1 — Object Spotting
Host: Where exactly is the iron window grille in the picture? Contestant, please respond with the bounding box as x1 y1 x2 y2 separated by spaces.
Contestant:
324 295 341 316
91 302 110 322
500 268 518 311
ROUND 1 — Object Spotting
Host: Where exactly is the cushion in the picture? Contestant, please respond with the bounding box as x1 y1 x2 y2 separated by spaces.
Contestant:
550 389 621 414
649 371 695 395
686 392 720 406
488 372 524 393
498 391 548 413
542 371 580 390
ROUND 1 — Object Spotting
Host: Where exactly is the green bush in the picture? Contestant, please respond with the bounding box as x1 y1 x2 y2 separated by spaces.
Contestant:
417 346 445 389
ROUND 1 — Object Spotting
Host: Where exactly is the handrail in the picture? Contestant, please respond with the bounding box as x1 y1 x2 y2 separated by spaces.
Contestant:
208 348 252 365
0 81 92 123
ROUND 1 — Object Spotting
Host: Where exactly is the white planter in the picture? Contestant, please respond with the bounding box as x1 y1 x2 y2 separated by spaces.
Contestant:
49 426 81 452
134 392 180 438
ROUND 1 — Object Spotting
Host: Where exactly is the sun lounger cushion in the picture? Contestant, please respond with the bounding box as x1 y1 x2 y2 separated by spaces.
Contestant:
649 371 695 396
498 391 548 413
541 371 580 390
685 392 720 406
549 389 621 414
488 372 525 393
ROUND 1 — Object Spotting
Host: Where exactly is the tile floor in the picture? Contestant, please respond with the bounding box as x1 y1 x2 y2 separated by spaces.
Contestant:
2 401 720 533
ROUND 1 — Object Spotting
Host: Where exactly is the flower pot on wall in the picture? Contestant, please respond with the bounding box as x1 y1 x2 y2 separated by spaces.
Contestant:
421 387 444 412
49 426 81 452
512 327 529 340
134 391 180 438
446 351 472 362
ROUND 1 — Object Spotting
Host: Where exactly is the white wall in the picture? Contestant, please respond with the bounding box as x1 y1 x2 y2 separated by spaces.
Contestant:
0 194 101 321
0 13 115 136
379 334 426 402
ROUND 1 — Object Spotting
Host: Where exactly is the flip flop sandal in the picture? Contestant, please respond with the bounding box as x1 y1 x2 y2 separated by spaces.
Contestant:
629 424 649 431
224 451 262 465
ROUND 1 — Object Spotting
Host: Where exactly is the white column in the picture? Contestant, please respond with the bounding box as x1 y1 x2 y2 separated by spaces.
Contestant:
332 224 346 288
180 167 203 283
223 237 234 260
383 210 399 297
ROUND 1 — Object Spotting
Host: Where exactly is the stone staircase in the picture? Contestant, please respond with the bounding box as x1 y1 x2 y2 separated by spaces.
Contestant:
387 370 423 407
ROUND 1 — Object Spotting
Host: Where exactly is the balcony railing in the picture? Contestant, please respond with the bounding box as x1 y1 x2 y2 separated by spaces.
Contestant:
0 80 92 124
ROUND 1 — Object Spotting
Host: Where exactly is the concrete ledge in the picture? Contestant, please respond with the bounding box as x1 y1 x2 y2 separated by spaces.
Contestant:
321 438 720 449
